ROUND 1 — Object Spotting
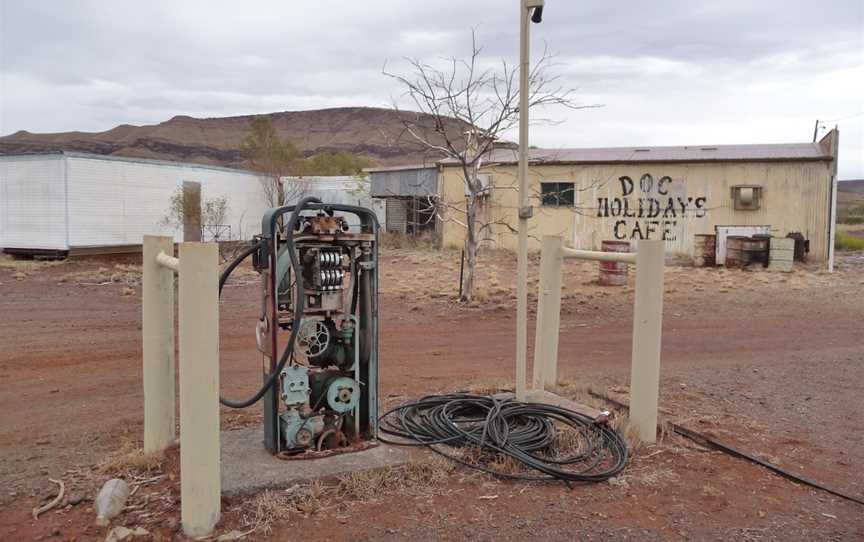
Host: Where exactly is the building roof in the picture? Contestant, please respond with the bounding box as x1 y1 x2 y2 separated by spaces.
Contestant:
441 142 834 166
0 150 266 177
363 164 437 173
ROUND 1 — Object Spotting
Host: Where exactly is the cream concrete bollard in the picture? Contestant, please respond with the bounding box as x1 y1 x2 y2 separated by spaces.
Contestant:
178 242 221 537
628 240 665 443
142 236 221 537
530 236 665 443
142 236 176 454
532 236 563 390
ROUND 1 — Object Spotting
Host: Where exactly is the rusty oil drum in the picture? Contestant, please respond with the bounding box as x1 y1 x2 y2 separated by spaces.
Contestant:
725 236 747 268
693 234 716 267
742 235 770 267
598 240 631 286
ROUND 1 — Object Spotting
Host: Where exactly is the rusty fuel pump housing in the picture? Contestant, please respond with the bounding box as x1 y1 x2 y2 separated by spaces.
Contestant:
254 203 379 455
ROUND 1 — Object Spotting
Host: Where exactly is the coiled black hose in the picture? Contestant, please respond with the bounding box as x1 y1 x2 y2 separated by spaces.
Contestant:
379 393 628 483
218 196 321 408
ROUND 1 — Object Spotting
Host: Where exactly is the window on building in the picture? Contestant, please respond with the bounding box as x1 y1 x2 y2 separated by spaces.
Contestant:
540 182 575 207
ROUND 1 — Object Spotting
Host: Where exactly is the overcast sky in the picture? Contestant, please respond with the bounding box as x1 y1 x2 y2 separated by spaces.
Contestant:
1 0 862 178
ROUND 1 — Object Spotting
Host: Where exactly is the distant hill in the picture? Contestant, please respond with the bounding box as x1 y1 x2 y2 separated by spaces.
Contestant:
0 107 469 169
838 179 864 194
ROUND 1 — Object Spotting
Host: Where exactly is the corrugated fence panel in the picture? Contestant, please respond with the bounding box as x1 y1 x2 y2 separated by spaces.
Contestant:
370 168 437 197
0 155 68 250
385 199 407 233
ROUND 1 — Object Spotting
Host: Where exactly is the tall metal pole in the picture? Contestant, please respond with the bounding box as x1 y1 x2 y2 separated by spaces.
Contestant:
516 1 531 401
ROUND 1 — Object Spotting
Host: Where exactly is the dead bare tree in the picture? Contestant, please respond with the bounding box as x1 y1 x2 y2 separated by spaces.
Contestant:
384 31 591 301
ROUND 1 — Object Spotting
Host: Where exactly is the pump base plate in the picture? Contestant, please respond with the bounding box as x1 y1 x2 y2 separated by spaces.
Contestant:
221 427 413 496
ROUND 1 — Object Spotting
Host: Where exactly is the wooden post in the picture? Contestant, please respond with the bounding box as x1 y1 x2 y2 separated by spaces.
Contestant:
532 236 563 390
182 181 202 242
178 242 220 537
629 240 665 443
142 235 175 454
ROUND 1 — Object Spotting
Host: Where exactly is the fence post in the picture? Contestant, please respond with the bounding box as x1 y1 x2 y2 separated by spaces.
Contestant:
179 242 221 537
629 240 665 443
532 235 563 390
142 235 175 454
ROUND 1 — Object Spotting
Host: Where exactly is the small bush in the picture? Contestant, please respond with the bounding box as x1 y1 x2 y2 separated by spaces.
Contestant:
835 231 864 251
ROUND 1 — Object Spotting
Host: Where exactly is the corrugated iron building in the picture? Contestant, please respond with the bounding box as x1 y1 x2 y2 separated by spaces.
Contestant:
437 130 840 263
367 165 439 238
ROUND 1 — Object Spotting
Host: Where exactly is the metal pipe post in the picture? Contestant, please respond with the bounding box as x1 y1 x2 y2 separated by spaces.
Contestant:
142 235 175 454
178 242 221 537
629 240 665 443
561 247 637 264
532 235 563 390
516 0 531 401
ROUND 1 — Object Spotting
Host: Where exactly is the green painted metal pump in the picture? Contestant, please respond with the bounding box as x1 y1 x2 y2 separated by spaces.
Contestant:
219 198 379 455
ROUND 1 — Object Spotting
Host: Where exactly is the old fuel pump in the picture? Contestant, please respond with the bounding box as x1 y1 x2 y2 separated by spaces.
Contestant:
219 198 379 455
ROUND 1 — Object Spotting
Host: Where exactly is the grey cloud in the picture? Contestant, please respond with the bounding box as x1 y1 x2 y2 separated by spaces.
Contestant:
0 0 860 177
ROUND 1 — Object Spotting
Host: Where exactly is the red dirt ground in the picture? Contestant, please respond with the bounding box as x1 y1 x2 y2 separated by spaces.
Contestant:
1 249 862 540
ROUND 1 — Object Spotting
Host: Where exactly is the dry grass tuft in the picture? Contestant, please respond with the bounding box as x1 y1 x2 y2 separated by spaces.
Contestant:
611 414 644 457
337 469 392 501
0 254 66 278
380 232 437 251
487 452 526 477
553 425 590 457
471 282 491 303
549 380 652 456
337 455 455 501
239 457 458 535
97 438 165 477
467 378 512 396
241 482 325 535
62 264 142 286
550 379 611 412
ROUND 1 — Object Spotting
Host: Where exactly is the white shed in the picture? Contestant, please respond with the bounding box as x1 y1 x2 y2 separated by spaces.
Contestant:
0 153 378 255
283 176 384 228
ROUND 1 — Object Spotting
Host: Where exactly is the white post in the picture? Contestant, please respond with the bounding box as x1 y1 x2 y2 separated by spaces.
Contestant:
828 173 838 272
179 242 221 537
142 235 175 454
629 240 665 443
533 235 563 390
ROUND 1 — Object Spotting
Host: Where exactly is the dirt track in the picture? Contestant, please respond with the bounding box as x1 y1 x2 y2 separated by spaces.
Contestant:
1 249 863 540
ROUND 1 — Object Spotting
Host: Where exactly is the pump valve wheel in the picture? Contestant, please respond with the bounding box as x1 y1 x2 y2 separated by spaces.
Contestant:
296 319 330 359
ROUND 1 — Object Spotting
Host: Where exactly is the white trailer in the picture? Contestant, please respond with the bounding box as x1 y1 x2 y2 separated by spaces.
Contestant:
0 153 380 256
0 152 270 255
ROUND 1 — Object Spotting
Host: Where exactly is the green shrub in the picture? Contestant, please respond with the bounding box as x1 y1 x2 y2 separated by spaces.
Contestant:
835 231 864 251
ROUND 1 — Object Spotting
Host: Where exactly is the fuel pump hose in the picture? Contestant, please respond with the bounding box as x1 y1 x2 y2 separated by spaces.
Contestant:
217 196 321 408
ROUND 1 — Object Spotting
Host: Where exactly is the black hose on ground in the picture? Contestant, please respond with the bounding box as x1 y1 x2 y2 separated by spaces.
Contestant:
218 196 321 409
378 393 629 483
588 390 864 507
